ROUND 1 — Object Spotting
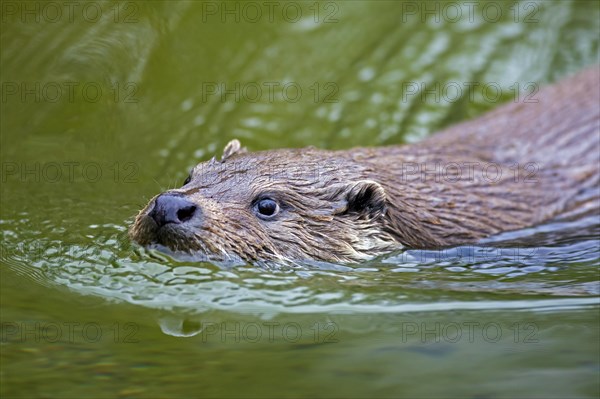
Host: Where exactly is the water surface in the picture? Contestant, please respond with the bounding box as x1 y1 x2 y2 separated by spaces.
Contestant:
1 1 599 398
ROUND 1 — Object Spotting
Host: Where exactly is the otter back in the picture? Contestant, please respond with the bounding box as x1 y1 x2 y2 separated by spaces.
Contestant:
350 67 600 248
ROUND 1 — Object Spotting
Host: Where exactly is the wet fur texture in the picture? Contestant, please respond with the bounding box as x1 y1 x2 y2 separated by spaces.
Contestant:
130 67 600 263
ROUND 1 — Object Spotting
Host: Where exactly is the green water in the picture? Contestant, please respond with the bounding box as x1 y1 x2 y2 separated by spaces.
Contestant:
1 1 599 398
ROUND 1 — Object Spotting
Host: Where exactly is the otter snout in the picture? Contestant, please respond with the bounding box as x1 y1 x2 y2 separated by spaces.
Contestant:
149 194 199 227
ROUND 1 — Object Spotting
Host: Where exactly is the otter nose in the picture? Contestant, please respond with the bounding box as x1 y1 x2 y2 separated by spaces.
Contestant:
150 194 198 227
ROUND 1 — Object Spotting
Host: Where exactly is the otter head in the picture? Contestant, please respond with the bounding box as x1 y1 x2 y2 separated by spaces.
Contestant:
129 140 401 264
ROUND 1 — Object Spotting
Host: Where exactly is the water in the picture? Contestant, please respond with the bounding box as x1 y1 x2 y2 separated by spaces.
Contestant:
1 1 599 398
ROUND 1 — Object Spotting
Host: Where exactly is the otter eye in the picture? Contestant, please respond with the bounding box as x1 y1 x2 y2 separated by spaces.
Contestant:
183 174 191 186
255 198 279 218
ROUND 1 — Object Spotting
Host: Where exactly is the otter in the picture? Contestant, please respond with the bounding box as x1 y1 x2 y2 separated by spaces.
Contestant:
129 67 600 264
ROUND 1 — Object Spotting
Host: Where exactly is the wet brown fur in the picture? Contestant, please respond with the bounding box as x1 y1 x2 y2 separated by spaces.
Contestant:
129 67 600 263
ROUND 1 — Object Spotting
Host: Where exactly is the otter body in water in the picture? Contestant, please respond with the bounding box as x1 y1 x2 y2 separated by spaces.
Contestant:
130 67 600 263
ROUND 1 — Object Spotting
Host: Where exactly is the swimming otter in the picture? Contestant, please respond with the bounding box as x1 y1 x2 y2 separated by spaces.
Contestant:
129 67 599 263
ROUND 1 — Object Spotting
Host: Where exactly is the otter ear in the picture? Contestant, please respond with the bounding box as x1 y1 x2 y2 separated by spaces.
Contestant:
221 139 247 161
335 180 387 218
